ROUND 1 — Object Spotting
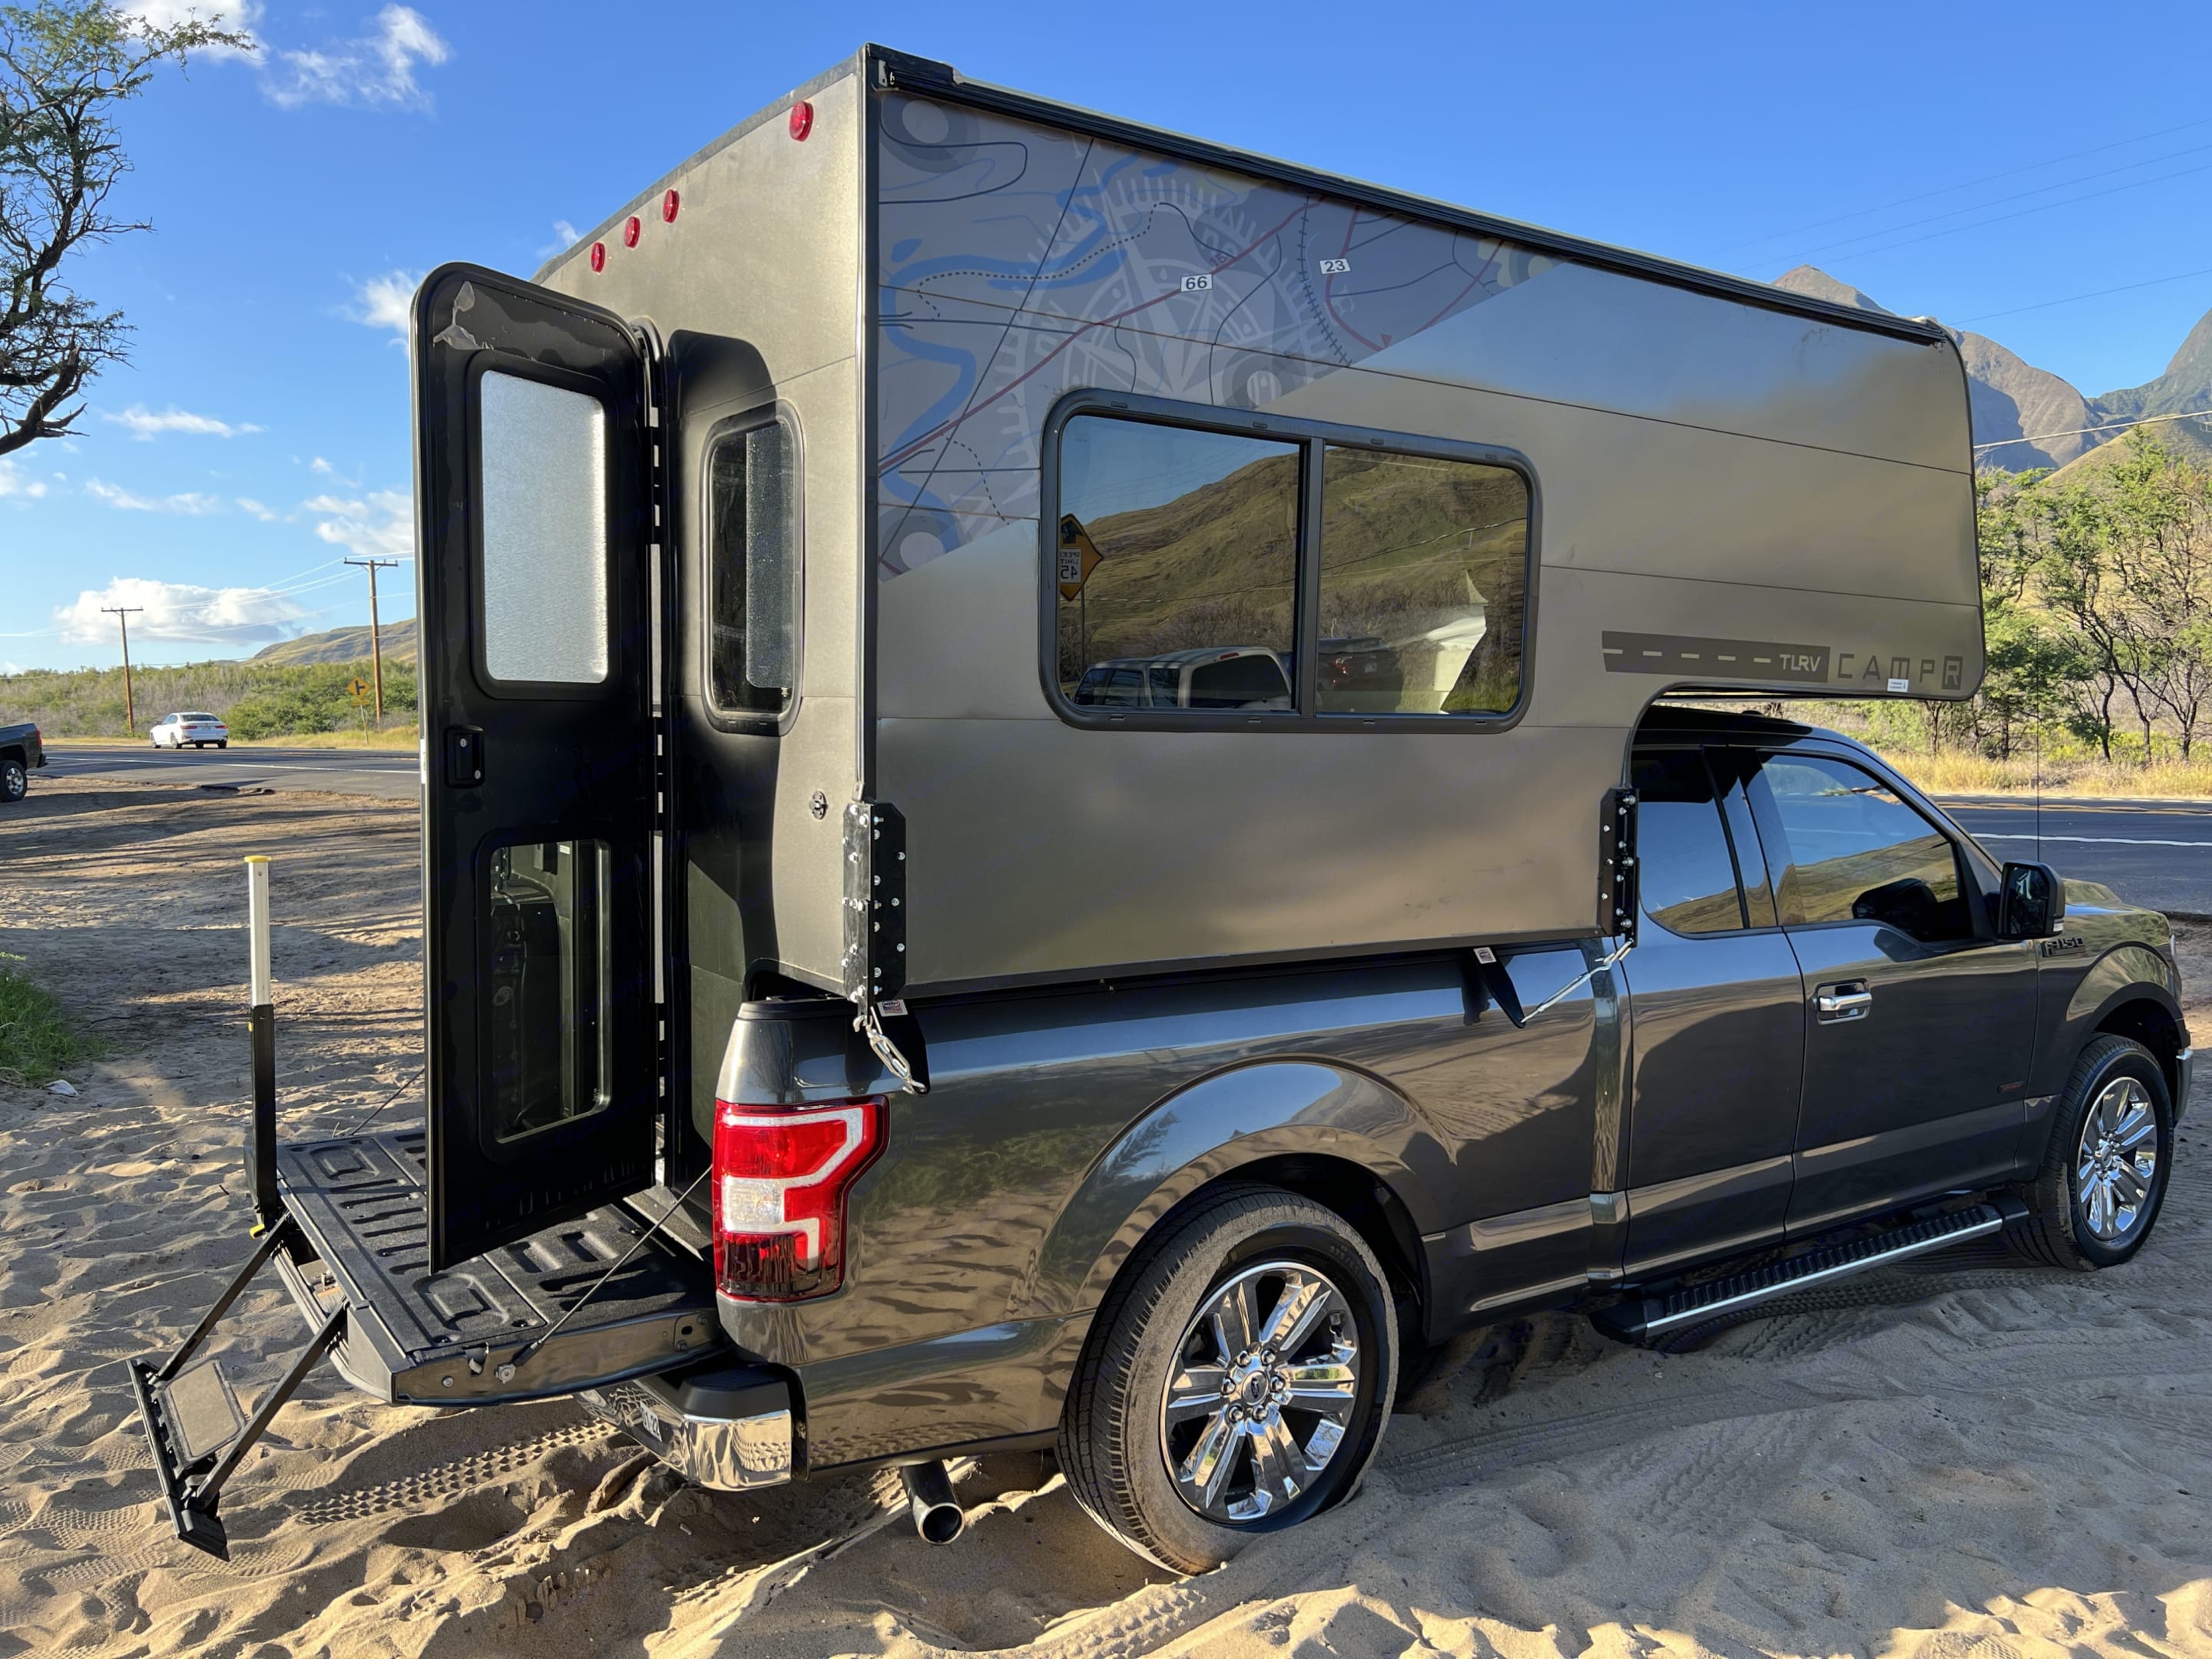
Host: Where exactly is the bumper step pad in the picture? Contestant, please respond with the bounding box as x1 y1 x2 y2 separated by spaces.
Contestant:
1591 1198 2025 1346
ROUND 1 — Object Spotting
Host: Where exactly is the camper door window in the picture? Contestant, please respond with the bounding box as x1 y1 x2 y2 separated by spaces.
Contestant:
1048 401 1532 726
707 415 801 717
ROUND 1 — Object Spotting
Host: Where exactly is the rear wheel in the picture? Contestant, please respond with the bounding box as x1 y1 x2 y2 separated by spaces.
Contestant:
1058 1184 1396 1572
217 740 227 749
2013 1034 2173 1270
0 759 25 803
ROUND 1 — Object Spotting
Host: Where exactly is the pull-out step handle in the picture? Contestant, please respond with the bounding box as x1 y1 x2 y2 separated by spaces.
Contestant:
127 1214 348 1560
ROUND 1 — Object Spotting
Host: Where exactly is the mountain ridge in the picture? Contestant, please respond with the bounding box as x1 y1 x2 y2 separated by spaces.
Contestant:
1773 264 2212 470
250 618 416 667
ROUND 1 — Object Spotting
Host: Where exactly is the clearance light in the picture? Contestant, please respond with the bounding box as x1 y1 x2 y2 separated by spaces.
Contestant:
588 242 606 273
712 1096 884 1301
624 215 641 248
789 100 813 141
662 188 680 223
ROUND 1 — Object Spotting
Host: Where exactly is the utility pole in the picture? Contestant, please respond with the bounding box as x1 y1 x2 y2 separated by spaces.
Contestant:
343 557 400 724
101 605 144 735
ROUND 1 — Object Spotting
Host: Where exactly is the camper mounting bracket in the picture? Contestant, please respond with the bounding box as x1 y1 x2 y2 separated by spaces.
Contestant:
1599 787 1638 947
840 800 907 1002
127 1212 346 1560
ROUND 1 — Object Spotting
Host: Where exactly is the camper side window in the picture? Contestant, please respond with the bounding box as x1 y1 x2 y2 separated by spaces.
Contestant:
1055 415 1299 713
1316 448 1529 716
707 416 800 717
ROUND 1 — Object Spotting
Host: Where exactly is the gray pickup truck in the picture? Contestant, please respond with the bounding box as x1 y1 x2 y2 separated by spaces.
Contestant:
0 720 45 803
131 50 2189 1575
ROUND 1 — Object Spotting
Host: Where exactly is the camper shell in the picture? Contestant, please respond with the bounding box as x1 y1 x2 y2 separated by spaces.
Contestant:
130 46 2187 1568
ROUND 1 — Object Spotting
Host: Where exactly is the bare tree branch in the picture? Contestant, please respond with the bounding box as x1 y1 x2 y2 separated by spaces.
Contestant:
1 1 247 452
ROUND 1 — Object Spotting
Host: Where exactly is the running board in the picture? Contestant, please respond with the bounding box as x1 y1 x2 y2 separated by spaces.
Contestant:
1591 1199 2025 1345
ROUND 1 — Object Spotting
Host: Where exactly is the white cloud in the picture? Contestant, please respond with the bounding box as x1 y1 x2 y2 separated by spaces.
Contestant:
124 0 263 54
104 404 266 440
54 576 314 646
262 7 450 111
352 270 421 336
236 497 280 521
538 219 582 257
303 488 413 560
84 479 225 515
310 455 334 474
0 459 48 500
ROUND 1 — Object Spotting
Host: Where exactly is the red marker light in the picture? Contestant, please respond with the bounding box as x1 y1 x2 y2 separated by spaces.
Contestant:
624 215 641 249
789 100 813 141
662 188 680 223
588 242 606 273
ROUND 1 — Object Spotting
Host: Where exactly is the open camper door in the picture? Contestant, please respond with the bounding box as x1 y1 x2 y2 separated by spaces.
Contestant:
412 264 660 1271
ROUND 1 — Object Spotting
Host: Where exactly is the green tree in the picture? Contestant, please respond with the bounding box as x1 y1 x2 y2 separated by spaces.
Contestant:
2 1 245 454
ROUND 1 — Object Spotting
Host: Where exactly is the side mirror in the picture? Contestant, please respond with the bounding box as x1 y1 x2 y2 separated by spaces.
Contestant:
1999 861 2066 940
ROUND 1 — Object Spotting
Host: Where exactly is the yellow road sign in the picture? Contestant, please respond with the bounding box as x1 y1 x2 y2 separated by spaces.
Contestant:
346 677 372 701
1057 514 1103 601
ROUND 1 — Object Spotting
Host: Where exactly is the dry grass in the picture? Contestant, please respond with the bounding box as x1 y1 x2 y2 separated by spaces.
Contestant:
1885 749 2212 799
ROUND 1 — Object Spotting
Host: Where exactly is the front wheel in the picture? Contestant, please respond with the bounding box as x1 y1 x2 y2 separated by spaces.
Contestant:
2013 1034 2174 1270
1058 1184 1396 1573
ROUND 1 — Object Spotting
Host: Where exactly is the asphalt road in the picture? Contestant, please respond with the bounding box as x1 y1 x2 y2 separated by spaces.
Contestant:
25 749 2212 917
1945 796 2212 919
35 742 419 800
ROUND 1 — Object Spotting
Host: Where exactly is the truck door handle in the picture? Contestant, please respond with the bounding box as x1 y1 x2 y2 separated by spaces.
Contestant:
1816 982 1873 1022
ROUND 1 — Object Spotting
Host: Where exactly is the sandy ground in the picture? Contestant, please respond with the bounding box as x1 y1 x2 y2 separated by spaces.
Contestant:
2 776 2210 1659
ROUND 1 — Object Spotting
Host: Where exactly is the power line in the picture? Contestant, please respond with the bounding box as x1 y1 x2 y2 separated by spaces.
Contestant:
1820 158 2212 268
1793 141 2212 263
1718 112 2212 257
1954 266 2212 325
1972 409 2212 453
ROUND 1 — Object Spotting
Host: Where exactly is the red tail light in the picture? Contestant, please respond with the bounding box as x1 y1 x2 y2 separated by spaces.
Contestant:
712 1097 884 1301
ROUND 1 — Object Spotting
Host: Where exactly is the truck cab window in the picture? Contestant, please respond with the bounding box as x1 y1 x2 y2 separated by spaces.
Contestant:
1755 755 1973 943
708 416 799 716
1316 447 1529 715
1055 415 1298 712
1629 748 1747 934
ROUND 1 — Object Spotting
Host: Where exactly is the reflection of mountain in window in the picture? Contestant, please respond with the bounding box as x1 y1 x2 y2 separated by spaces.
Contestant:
1055 416 1298 700
1316 448 1528 714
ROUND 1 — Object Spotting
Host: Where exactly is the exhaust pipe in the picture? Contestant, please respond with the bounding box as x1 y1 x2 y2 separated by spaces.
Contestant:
899 1459 965 1545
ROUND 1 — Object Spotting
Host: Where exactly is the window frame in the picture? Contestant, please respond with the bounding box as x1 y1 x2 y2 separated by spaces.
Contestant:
1037 389 1540 734
1628 745 1752 938
698 404 806 734
1743 744 1992 945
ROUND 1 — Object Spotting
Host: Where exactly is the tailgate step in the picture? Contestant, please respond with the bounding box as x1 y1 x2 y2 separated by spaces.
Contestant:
1591 1199 2025 1345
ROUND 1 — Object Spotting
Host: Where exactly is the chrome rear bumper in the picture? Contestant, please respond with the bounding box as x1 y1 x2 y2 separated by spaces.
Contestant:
577 1361 794 1491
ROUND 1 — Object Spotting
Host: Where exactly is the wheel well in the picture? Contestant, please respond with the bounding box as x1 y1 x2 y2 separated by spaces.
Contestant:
1180 1154 1428 1327
0 746 23 767
2096 998 2184 1099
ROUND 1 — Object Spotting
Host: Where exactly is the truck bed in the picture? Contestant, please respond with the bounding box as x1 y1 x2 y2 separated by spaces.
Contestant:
273 1129 717 1406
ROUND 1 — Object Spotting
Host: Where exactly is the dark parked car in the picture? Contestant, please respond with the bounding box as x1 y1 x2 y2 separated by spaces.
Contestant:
0 721 45 803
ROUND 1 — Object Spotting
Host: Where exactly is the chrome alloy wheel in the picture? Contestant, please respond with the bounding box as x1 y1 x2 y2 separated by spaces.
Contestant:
1157 1259 1361 1524
2077 1075 2159 1243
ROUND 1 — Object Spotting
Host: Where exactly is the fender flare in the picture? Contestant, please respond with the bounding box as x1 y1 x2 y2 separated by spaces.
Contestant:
2063 943 2182 1036
1015 1057 1440 1323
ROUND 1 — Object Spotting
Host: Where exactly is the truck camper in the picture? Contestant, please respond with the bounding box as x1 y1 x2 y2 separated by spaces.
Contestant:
132 46 2188 1571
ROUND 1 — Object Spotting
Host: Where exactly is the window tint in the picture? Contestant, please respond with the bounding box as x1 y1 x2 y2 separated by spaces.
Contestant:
1630 749 1745 935
1316 447 1528 715
1757 755 1972 943
1055 416 1298 710
1187 652 1292 710
707 416 799 717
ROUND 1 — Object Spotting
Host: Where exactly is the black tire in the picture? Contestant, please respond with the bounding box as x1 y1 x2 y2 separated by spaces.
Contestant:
1058 1184 1397 1573
217 740 227 749
0 759 25 803
2012 1034 2174 1270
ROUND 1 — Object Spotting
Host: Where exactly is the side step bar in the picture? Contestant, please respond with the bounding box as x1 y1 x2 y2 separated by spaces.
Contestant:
1591 1198 2024 1345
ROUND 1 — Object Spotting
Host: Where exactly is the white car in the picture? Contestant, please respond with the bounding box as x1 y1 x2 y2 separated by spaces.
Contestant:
151 712 230 750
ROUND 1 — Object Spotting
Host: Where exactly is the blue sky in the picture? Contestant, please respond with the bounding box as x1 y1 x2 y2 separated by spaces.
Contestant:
5 0 2210 673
